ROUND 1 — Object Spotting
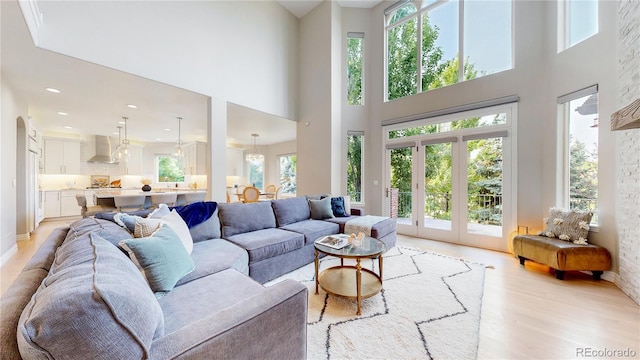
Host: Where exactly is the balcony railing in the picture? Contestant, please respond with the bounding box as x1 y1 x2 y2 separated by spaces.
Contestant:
393 190 503 225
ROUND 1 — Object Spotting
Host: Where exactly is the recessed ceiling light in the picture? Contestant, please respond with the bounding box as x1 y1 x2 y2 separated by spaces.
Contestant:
118 121 126 124
164 128 171 131
57 112 68 116
46 88 60 93
127 104 138 109
113 131 119 135
64 126 72 129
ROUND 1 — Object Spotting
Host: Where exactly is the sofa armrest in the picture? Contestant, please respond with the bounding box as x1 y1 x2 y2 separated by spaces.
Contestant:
351 207 364 216
150 279 308 360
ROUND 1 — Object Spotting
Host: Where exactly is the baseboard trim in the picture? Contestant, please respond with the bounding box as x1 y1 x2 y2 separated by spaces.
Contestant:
16 233 30 241
0 244 18 268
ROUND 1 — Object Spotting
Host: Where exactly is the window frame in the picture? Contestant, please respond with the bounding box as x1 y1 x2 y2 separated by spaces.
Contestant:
557 0 599 52
155 154 185 184
347 131 364 203
557 85 599 227
347 32 365 106
384 0 513 101
278 153 297 195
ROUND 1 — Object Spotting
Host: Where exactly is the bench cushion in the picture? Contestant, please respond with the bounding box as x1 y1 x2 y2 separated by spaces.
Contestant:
513 235 611 271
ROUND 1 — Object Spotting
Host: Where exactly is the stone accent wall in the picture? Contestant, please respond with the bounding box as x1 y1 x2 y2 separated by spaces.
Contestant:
615 0 639 305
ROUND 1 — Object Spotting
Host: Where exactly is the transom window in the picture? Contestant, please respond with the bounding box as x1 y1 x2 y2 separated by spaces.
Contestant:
385 0 513 101
558 0 598 51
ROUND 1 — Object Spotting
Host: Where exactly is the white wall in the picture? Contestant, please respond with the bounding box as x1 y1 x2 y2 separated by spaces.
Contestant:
265 140 297 190
33 1 299 121
615 0 640 304
0 76 24 257
297 1 338 195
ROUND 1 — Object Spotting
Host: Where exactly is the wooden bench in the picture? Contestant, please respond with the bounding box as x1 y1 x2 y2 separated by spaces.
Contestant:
513 234 611 280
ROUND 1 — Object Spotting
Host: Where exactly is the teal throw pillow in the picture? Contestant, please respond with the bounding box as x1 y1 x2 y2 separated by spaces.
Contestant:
309 197 335 220
119 225 195 297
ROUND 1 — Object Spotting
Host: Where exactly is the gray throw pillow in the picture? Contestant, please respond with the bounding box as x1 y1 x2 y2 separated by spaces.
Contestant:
309 197 335 220
120 225 195 297
17 233 164 360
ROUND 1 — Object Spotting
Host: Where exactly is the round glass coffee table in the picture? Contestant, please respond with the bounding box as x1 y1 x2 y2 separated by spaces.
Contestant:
314 235 386 315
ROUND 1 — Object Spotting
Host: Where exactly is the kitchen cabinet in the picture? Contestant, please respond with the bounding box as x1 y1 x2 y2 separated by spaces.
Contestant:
43 138 81 174
44 191 61 218
123 146 142 175
60 190 83 216
44 190 82 218
183 142 206 175
226 147 244 177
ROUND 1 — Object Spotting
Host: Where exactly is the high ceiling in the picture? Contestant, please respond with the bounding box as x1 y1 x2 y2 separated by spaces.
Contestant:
1 1 296 146
1 0 383 146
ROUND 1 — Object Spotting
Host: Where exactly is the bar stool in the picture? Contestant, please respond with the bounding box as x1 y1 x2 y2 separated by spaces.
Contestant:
75 194 116 218
114 195 146 212
150 192 178 208
182 192 206 205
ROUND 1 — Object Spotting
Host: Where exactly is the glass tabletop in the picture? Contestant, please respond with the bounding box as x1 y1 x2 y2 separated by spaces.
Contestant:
314 235 386 258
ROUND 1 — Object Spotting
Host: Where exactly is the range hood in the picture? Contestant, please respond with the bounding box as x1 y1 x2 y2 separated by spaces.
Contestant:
87 135 118 164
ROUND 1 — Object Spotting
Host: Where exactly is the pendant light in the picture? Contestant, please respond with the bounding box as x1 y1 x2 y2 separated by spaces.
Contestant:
173 117 184 158
246 133 262 164
120 117 131 163
111 126 123 162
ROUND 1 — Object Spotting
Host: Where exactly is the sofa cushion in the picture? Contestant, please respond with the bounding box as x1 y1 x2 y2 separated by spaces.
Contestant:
225 228 304 264
218 202 276 237
159 269 265 334
176 239 249 286
120 225 195 297
280 219 339 245
271 197 310 226
188 207 221 241
65 217 133 248
309 197 335 220
17 233 164 360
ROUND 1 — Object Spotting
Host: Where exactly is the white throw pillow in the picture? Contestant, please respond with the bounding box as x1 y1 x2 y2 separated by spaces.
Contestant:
160 210 194 254
342 195 352 214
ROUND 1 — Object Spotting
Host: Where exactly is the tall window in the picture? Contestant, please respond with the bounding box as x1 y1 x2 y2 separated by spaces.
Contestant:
279 154 297 195
157 155 184 183
347 131 364 202
558 86 599 224
559 0 598 51
247 156 264 189
347 32 364 106
385 0 512 101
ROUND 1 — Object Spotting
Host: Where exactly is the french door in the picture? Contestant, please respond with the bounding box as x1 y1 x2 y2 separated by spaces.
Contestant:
384 105 516 252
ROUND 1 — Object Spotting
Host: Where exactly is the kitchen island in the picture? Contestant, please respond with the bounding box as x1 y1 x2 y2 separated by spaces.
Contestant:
94 189 206 208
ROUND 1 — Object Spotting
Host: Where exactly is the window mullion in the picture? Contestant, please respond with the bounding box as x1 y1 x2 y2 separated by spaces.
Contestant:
458 0 464 81
417 12 423 93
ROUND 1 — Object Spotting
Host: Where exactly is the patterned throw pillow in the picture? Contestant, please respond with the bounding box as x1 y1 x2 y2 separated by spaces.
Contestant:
538 208 592 245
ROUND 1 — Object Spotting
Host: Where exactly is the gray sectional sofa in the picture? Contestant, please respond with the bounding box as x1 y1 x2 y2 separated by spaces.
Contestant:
0 195 396 359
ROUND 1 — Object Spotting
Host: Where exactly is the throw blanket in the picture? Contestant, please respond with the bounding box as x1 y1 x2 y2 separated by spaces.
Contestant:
171 201 217 228
345 215 389 236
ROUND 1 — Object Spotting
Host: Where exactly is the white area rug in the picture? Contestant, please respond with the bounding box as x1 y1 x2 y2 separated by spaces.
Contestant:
267 246 487 360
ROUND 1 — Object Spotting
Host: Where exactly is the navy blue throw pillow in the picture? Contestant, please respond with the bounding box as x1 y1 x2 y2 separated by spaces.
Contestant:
331 197 348 217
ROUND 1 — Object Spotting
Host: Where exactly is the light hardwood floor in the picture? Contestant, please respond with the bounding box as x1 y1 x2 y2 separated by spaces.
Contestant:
2 220 639 359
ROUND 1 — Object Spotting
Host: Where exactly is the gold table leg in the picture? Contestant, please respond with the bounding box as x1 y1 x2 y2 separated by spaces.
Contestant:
379 255 384 289
314 249 319 295
356 258 362 315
